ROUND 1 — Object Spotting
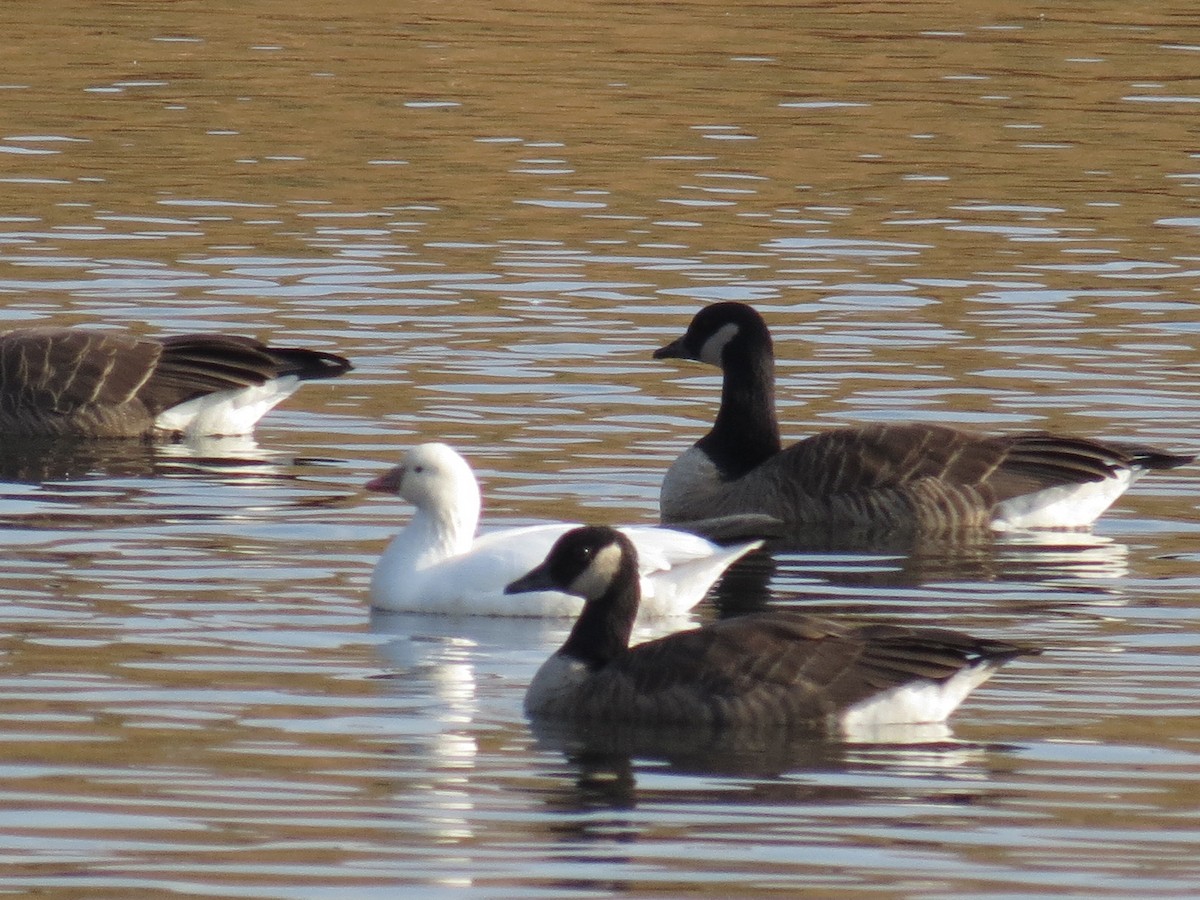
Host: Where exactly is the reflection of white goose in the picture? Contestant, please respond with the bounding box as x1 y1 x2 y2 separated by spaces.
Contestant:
365 443 760 618
995 529 1130 581
368 613 485 854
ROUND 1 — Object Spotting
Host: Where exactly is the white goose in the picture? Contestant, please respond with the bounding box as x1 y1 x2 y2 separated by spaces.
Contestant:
365 442 760 618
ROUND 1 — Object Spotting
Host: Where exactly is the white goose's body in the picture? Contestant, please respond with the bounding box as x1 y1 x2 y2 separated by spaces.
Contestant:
366 443 759 618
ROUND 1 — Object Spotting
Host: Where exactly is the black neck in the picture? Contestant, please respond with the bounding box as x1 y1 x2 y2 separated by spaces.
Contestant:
698 338 782 479
559 561 640 669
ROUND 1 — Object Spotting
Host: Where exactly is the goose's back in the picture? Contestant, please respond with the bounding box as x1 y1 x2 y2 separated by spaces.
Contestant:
662 423 1191 533
526 613 1024 728
0 329 161 437
0 328 351 437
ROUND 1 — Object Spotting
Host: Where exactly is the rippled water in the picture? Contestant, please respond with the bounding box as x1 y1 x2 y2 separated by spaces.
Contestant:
1 1 1199 896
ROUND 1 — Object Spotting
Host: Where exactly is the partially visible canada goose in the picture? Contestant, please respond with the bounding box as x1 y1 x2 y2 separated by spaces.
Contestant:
0 327 352 438
506 525 1035 731
653 302 1194 537
365 442 760 618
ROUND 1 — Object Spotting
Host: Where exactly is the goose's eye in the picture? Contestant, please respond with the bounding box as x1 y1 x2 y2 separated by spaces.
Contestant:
413 465 424 474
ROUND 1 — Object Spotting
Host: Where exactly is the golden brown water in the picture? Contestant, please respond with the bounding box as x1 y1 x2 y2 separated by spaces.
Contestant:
0 1 1198 896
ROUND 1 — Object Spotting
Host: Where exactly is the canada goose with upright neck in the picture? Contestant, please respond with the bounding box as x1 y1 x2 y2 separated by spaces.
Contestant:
506 526 1035 731
653 302 1194 537
365 442 760 618
0 327 352 438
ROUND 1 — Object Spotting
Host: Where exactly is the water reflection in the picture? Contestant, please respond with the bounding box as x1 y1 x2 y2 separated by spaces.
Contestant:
711 528 1131 615
794 528 1130 588
1 0 1198 894
0 435 295 485
530 715 995 813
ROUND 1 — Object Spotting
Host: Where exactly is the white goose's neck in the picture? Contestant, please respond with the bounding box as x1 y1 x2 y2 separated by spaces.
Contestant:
383 482 481 572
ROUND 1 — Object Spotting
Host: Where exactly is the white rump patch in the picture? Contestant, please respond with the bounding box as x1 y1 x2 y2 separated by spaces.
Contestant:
153 375 301 437
992 470 1135 530
837 661 1001 737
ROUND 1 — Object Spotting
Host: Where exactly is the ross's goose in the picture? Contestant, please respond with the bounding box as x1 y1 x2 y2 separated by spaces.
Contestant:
365 442 759 617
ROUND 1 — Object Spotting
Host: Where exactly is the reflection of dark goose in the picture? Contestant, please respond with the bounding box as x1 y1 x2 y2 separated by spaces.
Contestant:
0 434 301 485
506 526 1036 734
762 526 1132 598
0 437 160 484
653 302 1194 539
529 715 981 787
0 327 351 438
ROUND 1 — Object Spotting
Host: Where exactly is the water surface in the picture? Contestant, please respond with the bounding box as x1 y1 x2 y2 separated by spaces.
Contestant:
0 1 1198 896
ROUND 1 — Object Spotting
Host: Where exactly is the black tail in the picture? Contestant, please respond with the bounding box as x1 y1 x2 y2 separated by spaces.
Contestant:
267 347 353 381
1106 441 1196 472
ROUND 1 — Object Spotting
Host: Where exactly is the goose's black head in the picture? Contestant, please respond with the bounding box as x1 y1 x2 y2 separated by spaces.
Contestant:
653 301 774 371
506 525 641 666
653 302 782 477
505 525 635 601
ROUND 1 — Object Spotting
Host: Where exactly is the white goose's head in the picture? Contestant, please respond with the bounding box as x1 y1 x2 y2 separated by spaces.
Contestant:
366 442 482 527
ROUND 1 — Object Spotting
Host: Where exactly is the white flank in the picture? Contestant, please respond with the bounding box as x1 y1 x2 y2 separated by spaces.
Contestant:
837 660 1003 735
154 375 302 437
992 470 1135 530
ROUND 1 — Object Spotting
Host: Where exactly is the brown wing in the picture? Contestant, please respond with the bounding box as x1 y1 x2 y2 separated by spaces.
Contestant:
0 328 352 436
143 334 349 412
595 613 1027 726
771 423 1158 500
0 328 161 412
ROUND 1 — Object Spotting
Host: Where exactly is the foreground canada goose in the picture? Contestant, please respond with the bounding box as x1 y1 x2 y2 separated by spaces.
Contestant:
0 327 352 438
365 442 760 617
653 302 1194 537
506 525 1035 731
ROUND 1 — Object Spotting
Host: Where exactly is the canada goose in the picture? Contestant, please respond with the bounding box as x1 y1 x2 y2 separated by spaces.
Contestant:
653 302 1194 537
365 442 760 617
0 327 352 438
506 525 1035 730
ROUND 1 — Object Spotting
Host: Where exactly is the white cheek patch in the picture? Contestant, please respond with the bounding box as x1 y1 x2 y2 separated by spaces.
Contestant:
568 542 624 600
699 322 740 367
